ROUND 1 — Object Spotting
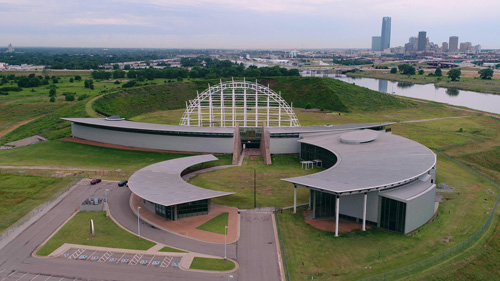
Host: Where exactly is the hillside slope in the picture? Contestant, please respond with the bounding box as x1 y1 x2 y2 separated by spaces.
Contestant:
95 77 413 118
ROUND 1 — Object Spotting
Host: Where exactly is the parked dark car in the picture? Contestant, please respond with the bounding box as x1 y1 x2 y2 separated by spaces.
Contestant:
90 178 102 185
118 180 128 187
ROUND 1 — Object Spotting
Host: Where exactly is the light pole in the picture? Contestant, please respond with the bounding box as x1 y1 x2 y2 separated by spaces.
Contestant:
227 274 233 281
137 206 141 239
224 225 228 260
105 189 109 217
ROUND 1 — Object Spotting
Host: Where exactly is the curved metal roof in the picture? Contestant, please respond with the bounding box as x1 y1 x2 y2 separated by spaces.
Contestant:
128 155 233 207
283 130 436 195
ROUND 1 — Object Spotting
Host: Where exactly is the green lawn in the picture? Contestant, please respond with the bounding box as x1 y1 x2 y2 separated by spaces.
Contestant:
0 140 231 178
197 212 229 234
0 174 73 233
189 257 236 271
159 246 187 253
36 211 155 256
189 155 317 209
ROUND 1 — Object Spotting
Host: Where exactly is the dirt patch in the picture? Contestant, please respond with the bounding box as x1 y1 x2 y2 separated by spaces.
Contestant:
303 210 370 233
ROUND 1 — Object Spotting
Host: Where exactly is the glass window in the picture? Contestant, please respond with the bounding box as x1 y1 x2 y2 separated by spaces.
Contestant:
379 197 406 233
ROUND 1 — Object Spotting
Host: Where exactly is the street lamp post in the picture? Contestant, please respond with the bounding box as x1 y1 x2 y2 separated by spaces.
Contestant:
224 225 228 260
228 274 233 281
137 206 141 239
105 189 109 217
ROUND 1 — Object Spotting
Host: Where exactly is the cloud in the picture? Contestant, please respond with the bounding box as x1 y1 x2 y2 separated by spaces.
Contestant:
68 17 150 26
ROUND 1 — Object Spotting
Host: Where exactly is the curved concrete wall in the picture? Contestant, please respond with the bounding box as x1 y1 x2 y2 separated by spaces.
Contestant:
72 123 234 153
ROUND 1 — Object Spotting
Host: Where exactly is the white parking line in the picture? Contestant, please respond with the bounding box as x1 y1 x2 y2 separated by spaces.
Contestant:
87 251 97 261
58 277 64 281
116 253 126 263
15 272 27 281
0 269 5 274
30 274 40 281
43 275 51 281
147 255 156 266
1 270 16 281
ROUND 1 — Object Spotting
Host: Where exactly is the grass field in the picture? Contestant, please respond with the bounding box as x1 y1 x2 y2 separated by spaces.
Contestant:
1 72 499 279
0 140 231 177
189 257 236 271
0 174 73 233
189 155 316 209
36 211 155 256
277 154 498 280
196 212 229 234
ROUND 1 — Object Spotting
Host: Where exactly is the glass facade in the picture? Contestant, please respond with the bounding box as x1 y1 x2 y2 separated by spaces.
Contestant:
379 197 406 233
301 143 338 169
312 190 337 218
154 199 210 220
177 199 210 219
155 203 174 220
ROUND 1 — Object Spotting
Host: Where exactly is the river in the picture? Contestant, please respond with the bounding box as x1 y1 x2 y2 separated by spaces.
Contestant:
301 73 500 114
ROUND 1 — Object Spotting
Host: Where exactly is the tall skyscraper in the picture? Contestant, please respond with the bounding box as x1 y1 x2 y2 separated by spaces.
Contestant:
372 36 382 51
449 36 459 53
380 17 391 50
442 42 449 52
417 31 427 51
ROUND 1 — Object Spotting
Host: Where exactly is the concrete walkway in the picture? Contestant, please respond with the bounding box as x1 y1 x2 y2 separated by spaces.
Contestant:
130 193 240 244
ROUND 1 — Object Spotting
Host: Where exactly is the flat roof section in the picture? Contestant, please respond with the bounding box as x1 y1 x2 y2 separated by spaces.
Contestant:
267 123 392 134
63 118 234 134
380 180 435 202
128 155 234 207
283 131 436 194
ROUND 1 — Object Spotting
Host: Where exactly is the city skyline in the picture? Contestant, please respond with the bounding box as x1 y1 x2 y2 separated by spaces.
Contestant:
1 0 499 49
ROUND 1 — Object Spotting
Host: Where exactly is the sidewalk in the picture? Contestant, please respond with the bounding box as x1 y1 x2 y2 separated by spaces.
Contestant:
130 194 240 244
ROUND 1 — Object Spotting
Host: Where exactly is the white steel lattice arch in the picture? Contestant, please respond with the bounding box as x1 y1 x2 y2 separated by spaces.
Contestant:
179 79 300 127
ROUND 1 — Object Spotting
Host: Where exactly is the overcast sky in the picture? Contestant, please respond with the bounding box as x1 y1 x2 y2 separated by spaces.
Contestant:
1 0 499 49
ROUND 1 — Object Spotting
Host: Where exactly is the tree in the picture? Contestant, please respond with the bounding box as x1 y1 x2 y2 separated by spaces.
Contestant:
49 96 55 102
113 64 120 70
390 67 397 74
69 77 74 83
448 68 461 81
84 79 94 89
434 67 442 77
74 75 82 81
49 88 56 97
65 94 75 101
398 64 416 75
124 65 131 70
418 69 424 75
478 68 493 80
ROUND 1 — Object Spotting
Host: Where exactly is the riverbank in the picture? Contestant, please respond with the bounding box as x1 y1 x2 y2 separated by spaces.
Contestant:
347 70 500 95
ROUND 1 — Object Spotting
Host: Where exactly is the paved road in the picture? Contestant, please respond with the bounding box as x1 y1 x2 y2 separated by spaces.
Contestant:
0 181 231 281
237 210 281 281
0 180 282 281
108 186 238 259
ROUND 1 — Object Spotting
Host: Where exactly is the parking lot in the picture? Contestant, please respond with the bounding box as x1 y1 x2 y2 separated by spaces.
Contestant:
0 270 80 281
60 248 181 269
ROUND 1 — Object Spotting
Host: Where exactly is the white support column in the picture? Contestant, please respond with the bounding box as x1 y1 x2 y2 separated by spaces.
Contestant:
293 185 297 214
312 190 316 218
267 95 270 126
335 195 340 237
278 106 281 127
220 83 224 127
232 79 235 127
197 91 201 127
209 93 213 127
362 192 367 231
185 101 190 126
255 81 258 126
243 85 247 127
